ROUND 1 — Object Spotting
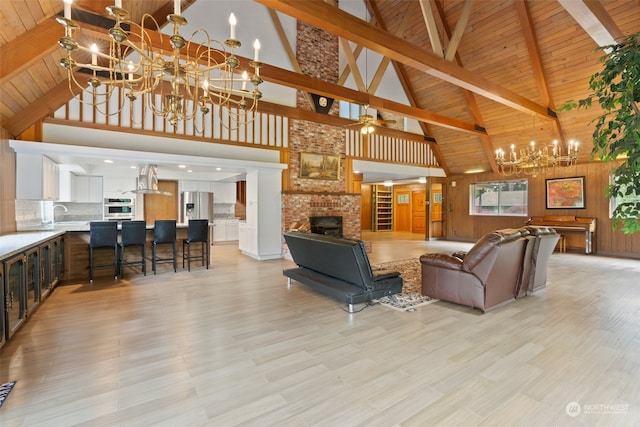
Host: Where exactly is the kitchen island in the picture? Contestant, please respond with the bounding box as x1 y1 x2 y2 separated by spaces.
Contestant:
58 222 213 280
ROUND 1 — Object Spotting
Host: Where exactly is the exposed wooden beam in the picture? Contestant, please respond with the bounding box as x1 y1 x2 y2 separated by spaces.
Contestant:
444 0 475 62
419 0 444 58
340 38 366 92
0 17 61 85
515 0 565 142
369 0 449 175
254 0 556 120
260 62 486 135
557 0 623 46
433 0 498 174
267 8 315 111
4 77 85 137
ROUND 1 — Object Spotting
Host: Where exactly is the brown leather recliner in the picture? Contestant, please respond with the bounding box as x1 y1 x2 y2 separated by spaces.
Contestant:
420 228 530 312
521 225 560 293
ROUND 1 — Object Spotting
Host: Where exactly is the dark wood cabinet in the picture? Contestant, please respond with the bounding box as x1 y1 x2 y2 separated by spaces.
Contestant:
4 254 27 340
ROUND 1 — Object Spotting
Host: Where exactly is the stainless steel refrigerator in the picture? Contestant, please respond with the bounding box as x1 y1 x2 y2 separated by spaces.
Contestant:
181 192 214 223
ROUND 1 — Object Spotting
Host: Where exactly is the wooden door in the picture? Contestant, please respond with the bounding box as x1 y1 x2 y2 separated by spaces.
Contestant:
431 183 444 239
361 184 372 231
394 190 411 232
143 180 179 225
412 190 426 234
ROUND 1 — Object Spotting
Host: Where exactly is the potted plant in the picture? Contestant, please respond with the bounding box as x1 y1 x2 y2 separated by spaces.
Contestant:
562 32 640 234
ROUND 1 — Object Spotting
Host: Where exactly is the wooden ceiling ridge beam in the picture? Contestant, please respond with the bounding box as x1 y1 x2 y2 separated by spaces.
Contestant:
254 0 555 120
433 0 497 174
514 0 565 142
369 0 449 175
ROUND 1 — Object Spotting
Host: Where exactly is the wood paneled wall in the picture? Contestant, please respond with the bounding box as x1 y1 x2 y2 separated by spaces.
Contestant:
0 127 17 235
444 161 639 259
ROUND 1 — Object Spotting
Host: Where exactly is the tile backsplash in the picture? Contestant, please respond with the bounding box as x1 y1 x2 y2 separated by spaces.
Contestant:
15 200 102 230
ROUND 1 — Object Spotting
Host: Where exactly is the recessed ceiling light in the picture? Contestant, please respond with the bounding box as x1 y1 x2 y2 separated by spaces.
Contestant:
418 177 427 183
216 167 222 171
130 165 137 169
178 165 186 168
188 170 193 173
465 169 485 174
104 159 113 163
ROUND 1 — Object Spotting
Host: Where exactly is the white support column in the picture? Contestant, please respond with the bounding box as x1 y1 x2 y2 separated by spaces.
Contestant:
242 168 283 260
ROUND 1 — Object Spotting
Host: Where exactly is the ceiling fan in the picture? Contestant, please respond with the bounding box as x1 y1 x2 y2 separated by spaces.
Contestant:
345 105 396 134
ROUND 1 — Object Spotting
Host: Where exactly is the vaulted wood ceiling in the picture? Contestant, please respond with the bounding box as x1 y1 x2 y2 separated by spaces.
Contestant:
1 0 638 176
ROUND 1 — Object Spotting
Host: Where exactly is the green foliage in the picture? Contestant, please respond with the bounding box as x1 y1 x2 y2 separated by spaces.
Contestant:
561 32 640 234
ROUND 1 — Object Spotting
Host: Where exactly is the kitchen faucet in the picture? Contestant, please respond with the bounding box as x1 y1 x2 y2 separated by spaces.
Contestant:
52 204 68 225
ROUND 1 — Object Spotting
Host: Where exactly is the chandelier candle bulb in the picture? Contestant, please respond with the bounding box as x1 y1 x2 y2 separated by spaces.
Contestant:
174 0 181 16
229 14 236 40
90 43 98 66
115 0 122 7
128 61 134 81
242 71 248 91
253 39 260 61
63 0 72 19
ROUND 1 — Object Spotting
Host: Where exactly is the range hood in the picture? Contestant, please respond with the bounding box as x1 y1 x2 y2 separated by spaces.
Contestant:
128 164 172 195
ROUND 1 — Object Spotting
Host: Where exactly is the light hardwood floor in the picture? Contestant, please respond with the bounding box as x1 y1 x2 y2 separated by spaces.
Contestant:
1 233 639 426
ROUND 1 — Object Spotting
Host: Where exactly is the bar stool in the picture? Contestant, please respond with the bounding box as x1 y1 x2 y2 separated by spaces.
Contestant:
182 219 210 271
89 221 118 282
119 220 147 276
152 220 177 274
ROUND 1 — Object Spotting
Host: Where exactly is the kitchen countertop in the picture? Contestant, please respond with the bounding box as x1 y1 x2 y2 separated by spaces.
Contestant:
0 230 66 260
19 221 216 233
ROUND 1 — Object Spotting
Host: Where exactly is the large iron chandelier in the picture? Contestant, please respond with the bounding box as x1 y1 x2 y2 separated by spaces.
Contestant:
56 0 263 127
495 139 579 178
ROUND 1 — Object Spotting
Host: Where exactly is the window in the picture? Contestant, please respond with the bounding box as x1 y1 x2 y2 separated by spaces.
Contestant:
609 173 640 218
470 179 528 216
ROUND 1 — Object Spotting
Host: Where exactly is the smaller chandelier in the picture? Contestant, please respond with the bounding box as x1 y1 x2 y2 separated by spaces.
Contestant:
495 139 579 178
56 0 263 128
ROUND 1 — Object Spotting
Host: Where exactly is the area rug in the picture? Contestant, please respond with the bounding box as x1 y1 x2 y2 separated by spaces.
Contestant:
371 259 437 312
0 381 16 408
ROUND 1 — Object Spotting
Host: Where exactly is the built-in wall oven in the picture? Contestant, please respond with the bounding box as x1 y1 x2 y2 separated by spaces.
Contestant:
104 198 135 221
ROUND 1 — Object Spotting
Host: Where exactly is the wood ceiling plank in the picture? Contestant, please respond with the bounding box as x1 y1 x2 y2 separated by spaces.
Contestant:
254 0 556 121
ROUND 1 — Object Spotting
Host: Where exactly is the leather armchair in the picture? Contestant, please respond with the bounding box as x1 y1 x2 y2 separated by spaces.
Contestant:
521 225 560 293
420 228 530 312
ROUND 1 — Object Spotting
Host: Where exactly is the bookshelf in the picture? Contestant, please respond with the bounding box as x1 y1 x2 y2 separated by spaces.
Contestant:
373 185 393 231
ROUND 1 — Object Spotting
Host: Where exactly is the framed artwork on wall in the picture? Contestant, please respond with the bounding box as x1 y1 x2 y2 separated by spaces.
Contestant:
546 176 585 209
299 152 340 180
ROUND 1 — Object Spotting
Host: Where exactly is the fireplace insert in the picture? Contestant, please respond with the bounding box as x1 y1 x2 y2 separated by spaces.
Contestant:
309 216 343 238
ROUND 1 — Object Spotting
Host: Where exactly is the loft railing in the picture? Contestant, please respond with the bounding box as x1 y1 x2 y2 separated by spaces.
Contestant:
53 88 289 149
52 89 438 168
345 129 439 167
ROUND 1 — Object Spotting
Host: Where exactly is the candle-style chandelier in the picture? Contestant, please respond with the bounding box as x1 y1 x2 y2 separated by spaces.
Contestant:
56 0 263 127
495 138 579 178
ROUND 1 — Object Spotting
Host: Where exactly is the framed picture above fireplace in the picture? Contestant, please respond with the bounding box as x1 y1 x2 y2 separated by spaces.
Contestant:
300 152 340 180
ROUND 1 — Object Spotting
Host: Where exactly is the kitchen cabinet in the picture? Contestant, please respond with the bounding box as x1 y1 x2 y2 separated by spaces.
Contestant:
103 177 135 199
72 175 103 202
212 219 239 242
39 236 63 300
16 153 59 200
3 254 27 340
25 247 40 315
0 263 5 348
1 232 64 343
